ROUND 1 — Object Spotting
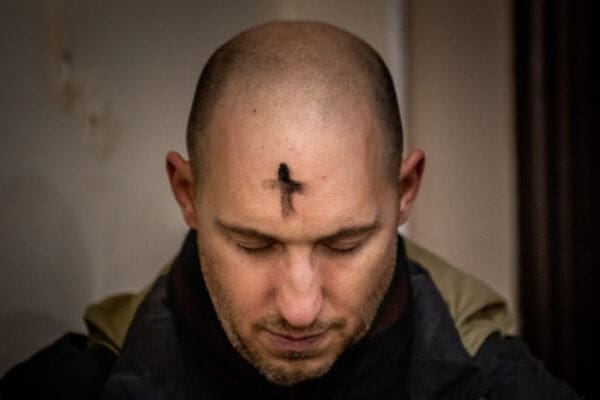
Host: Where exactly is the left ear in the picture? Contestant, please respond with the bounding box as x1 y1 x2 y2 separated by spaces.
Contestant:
397 150 425 226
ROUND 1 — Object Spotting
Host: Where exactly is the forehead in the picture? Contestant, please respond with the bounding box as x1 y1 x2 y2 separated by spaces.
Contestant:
209 75 380 152
196 79 390 235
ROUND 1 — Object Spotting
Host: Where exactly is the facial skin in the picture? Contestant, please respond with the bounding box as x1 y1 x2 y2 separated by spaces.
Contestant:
167 25 425 387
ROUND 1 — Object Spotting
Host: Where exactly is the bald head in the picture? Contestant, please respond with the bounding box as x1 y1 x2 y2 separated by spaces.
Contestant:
186 21 402 184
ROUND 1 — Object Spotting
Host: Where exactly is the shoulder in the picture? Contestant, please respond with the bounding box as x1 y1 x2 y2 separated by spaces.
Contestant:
84 262 171 355
474 333 582 399
0 333 116 399
0 265 170 400
404 238 514 356
404 239 582 399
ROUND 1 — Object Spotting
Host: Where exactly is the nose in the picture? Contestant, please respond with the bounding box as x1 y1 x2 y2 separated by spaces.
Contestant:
275 252 323 328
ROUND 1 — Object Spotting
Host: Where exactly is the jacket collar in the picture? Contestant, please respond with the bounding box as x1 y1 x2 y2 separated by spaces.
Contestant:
103 231 491 399
407 259 492 399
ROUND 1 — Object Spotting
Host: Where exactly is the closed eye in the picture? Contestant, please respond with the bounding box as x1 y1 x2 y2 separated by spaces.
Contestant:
236 242 275 255
322 241 362 255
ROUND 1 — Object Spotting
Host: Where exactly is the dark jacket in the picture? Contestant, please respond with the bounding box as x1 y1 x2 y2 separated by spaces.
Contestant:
0 235 580 399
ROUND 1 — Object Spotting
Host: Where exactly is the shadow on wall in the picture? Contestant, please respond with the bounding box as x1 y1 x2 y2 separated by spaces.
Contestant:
0 173 91 375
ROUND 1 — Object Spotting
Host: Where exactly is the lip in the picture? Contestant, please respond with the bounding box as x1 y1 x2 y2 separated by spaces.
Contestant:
265 330 328 353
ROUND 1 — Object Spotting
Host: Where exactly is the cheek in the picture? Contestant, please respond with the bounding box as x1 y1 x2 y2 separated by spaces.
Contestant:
199 243 273 326
323 234 397 322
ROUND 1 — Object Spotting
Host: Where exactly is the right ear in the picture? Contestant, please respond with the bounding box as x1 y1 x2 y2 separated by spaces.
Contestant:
166 151 198 230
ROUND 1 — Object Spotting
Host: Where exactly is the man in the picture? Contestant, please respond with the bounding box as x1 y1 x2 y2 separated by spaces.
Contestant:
1 21 579 399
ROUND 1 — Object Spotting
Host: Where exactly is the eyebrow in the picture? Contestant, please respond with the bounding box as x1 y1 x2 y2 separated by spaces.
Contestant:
216 220 277 242
215 217 381 244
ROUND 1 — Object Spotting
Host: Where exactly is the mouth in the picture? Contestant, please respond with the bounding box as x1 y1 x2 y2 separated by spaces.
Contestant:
265 330 328 354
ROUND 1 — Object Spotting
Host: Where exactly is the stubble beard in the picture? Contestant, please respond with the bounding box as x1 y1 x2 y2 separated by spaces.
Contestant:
229 315 351 386
199 248 395 387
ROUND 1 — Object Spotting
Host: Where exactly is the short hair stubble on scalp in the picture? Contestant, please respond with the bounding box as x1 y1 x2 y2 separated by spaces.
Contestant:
185 21 403 185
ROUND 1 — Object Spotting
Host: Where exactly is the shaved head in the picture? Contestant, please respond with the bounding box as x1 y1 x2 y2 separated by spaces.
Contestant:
186 21 403 184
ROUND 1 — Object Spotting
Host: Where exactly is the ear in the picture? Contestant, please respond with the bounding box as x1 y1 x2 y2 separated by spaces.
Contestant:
397 150 425 226
166 151 198 230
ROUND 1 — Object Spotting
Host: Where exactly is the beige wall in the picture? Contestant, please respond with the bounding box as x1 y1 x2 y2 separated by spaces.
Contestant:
404 0 517 319
0 0 516 374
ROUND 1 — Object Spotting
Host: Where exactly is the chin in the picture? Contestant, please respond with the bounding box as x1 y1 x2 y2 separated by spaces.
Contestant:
258 356 337 387
233 329 342 387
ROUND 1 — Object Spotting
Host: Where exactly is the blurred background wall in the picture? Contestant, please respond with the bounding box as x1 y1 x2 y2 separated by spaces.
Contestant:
404 0 515 328
0 0 515 376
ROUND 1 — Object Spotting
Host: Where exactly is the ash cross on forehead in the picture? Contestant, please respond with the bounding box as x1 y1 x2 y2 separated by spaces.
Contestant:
267 163 305 217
